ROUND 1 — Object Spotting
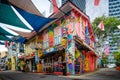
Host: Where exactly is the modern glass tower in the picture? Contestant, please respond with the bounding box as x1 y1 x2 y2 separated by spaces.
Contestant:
62 0 86 12
109 0 120 19
108 0 120 53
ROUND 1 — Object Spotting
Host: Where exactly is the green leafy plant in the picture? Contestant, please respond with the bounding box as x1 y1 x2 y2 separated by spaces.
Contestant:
92 16 120 46
92 16 120 38
102 56 108 67
113 51 120 66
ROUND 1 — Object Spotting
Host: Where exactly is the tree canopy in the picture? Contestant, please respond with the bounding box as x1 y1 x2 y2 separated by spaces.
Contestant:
92 16 120 41
92 16 120 53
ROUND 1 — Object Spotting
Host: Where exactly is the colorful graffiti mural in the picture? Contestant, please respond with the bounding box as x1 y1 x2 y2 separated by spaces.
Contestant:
64 17 75 75
48 28 54 47
34 8 97 75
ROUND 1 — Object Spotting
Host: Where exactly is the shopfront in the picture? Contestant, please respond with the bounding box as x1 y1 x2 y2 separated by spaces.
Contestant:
41 48 65 75
74 37 98 73
25 53 36 72
17 56 25 72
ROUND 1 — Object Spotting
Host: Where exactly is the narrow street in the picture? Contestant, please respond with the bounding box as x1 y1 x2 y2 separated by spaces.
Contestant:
67 68 120 80
0 68 120 80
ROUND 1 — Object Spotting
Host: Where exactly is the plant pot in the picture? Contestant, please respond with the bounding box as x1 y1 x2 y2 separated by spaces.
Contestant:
116 66 120 71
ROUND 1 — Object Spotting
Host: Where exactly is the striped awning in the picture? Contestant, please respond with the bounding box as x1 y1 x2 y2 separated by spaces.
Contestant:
15 37 26 43
0 35 12 41
8 0 43 16
0 41 4 45
0 26 14 36
6 27 36 40
0 0 31 30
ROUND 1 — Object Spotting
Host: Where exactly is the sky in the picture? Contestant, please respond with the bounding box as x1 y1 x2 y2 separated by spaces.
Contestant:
32 0 62 17
32 0 51 17
86 0 108 22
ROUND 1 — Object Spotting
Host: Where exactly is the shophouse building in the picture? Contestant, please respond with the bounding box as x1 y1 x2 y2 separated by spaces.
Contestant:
34 1 98 75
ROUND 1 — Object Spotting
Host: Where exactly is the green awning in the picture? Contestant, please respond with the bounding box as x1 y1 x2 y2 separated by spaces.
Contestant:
0 0 31 30
0 35 12 41
0 26 14 36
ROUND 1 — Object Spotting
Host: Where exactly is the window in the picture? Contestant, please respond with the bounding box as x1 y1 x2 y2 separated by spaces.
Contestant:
43 41 49 49
109 0 113 2
58 35 62 44
43 42 46 49
54 35 62 45
46 41 49 48
109 3 112 5
116 9 119 11
54 37 57 45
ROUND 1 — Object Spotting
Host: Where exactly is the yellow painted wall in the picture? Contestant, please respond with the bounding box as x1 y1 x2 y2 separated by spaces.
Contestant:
25 39 36 56
11 56 16 71
0 51 8 58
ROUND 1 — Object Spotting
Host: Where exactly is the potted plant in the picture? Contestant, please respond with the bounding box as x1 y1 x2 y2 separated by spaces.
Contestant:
113 52 120 70
102 56 108 68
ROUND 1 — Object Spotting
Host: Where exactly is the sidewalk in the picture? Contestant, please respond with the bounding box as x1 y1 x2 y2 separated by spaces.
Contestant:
60 69 100 79
63 68 120 80
1 68 100 76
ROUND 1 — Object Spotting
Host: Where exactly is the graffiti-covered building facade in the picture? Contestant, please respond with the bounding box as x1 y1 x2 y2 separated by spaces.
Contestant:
35 1 98 75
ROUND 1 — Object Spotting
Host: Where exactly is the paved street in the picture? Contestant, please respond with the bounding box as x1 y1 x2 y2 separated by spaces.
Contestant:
67 68 120 80
0 68 120 80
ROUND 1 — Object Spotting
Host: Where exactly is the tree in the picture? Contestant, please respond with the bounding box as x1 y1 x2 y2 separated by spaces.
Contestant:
113 51 120 66
92 16 120 39
101 56 108 67
92 16 120 49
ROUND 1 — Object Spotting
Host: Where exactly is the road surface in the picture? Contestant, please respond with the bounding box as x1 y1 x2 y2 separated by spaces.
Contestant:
0 68 119 80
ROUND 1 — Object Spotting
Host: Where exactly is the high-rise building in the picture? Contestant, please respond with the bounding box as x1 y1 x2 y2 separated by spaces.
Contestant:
108 30 120 53
109 0 120 19
62 0 108 22
108 0 120 53
62 0 86 12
